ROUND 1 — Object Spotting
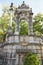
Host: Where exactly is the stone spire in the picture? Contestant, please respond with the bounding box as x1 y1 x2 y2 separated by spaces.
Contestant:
7 3 13 35
9 3 13 27
9 3 13 11
22 1 25 4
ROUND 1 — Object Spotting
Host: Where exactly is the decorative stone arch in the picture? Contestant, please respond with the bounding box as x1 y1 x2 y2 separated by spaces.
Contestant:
15 1 34 35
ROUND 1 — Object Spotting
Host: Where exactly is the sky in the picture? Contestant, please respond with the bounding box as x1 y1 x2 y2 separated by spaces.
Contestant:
0 0 43 16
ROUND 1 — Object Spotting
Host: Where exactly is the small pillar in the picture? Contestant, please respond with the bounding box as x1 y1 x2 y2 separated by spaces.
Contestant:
7 3 13 35
9 3 13 27
28 9 34 35
28 16 34 35
15 15 19 35
18 54 21 65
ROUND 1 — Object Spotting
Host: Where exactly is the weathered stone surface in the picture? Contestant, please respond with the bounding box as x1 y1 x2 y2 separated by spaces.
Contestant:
0 1 43 65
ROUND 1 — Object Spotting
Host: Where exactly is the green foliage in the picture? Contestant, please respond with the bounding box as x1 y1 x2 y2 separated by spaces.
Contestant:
20 20 28 35
33 13 43 36
0 13 9 33
12 21 15 33
0 34 6 42
33 13 43 22
23 52 40 65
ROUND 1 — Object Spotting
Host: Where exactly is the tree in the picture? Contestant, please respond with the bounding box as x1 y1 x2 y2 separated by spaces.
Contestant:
0 5 16 34
33 13 43 36
0 5 16 42
23 52 40 65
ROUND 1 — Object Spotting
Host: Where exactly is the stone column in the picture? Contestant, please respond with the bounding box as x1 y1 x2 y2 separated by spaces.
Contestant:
7 3 13 34
20 55 23 65
15 15 19 35
28 15 34 35
9 10 12 27
18 54 21 65
9 3 13 27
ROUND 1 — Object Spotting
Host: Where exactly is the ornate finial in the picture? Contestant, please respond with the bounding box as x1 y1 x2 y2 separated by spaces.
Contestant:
10 2 13 11
23 1 25 4
10 3 13 8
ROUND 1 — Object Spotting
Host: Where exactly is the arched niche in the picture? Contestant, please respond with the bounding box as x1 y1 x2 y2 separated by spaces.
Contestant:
19 18 28 35
15 12 34 35
14 1 34 35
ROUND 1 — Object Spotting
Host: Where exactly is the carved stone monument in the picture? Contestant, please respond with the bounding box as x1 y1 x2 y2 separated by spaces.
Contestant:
0 1 43 65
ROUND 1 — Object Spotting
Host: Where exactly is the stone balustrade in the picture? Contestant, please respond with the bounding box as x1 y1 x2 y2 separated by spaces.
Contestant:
0 35 43 47
6 35 43 44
